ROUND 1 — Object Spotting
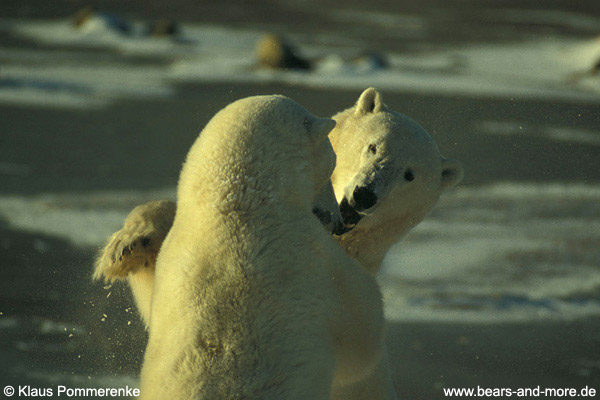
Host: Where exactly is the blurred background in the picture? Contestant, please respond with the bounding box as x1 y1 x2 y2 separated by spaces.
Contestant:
1 1 599 398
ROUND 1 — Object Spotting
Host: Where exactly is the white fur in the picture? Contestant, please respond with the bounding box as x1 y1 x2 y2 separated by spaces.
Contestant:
331 88 463 274
94 88 462 321
94 88 463 400
139 95 385 399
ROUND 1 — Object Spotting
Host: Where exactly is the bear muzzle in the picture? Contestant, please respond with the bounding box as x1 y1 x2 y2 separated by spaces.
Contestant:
337 197 363 235
351 185 378 212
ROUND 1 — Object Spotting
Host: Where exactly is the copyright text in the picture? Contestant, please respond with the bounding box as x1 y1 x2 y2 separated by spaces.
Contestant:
3 385 139 397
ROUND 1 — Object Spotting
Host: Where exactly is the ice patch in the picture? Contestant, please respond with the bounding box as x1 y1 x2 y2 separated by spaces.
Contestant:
162 34 600 102
475 120 600 145
0 317 19 330
37 319 86 336
0 88 108 110
1 19 262 58
331 10 426 38
0 162 32 177
382 291 600 324
380 182 600 323
481 9 600 33
4 18 600 109
0 64 173 110
23 370 138 389
0 183 597 323
0 189 175 247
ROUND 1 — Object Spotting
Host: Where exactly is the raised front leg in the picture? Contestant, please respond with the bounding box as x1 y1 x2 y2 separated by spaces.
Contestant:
94 200 175 326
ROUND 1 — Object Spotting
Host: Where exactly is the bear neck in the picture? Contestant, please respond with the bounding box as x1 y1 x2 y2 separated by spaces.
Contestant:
336 212 418 275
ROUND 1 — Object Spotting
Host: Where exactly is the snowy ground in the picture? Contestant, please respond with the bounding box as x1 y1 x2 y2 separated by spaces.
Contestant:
2 16 600 110
1 183 598 325
1 2 599 398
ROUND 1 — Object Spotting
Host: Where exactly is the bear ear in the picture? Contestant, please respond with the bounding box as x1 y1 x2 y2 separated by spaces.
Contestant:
354 87 385 116
307 117 336 141
441 158 464 188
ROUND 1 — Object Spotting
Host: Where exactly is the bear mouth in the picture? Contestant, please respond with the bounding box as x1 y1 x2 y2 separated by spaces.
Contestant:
336 197 364 235
312 206 344 236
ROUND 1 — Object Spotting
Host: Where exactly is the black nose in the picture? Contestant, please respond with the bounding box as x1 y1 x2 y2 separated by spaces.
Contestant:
352 186 377 211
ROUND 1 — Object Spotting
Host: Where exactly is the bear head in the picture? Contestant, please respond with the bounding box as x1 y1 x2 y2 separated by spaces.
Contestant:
329 88 464 235
178 95 342 233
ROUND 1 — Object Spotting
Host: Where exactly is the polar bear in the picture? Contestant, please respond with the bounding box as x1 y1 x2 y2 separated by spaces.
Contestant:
95 88 460 399
139 95 385 399
330 88 463 274
95 88 462 318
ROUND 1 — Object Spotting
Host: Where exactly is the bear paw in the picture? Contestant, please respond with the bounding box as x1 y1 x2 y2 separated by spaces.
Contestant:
94 200 176 282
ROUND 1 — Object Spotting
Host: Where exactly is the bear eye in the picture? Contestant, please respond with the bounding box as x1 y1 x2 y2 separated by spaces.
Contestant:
404 169 415 182
368 144 377 155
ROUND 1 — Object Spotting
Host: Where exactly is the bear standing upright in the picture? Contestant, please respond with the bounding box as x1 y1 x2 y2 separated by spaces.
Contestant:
94 88 463 324
139 95 386 399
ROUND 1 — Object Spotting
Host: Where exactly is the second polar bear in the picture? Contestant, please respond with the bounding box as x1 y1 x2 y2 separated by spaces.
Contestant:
331 88 463 273
139 95 385 399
